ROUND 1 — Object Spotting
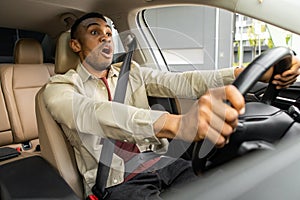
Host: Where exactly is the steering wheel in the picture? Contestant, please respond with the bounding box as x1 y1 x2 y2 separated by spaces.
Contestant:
192 47 294 175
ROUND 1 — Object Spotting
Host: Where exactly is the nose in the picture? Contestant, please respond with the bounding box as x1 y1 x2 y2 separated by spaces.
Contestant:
100 34 111 43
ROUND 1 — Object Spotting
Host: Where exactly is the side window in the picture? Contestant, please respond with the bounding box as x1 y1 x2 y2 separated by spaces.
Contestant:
142 6 300 72
106 18 125 54
143 6 234 72
234 14 300 67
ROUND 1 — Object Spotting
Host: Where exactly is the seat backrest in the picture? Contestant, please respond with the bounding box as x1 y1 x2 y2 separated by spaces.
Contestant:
36 31 83 198
0 38 55 151
36 87 83 198
0 82 12 146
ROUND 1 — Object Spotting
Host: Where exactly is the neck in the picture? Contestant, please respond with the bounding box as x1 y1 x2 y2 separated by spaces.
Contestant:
82 63 109 78
94 69 108 79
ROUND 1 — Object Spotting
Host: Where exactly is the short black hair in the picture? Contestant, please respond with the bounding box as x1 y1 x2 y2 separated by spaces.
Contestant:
70 12 107 39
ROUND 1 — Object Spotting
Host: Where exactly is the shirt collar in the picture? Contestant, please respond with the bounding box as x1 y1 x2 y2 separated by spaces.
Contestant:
108 64 119 78
76 63 119 83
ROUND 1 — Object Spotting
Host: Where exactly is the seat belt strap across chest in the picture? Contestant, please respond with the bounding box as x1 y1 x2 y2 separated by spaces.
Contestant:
91 34 137 200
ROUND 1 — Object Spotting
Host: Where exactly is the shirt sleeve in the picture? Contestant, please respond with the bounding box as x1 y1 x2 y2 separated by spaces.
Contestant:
43 71 167 146
141 67 235 99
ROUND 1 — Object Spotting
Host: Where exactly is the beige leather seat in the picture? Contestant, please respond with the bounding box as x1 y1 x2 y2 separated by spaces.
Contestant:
0 38 55 152
36 32 83 198
0 83 12 146
36 32 128 198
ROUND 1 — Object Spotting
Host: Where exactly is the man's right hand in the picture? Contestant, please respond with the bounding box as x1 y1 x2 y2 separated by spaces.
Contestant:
155 85 245 148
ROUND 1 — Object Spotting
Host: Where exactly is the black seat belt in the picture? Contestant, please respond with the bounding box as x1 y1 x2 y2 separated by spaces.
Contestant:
91 34 137 200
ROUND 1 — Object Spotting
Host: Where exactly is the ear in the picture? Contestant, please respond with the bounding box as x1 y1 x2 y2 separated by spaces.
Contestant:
69 39 81 53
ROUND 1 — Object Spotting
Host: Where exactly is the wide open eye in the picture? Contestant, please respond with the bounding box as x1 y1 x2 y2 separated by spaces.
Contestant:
106 32 112 37
91 30 98 35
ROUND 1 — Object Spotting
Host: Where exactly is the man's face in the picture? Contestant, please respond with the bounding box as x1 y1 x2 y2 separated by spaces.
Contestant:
72 17 114 71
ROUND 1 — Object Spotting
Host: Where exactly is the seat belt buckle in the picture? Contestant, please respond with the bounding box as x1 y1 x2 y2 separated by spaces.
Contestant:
91 185 110 200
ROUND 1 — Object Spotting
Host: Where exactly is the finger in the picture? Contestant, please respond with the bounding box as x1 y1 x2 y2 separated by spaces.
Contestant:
209 111 237 137
274 71 299 81
198 90 239 128
273 74 298 84
208 85 245 115
273 76 298 89
208 98 239 129
224 85 245 115
198 102 237 139
280 69 299 78
274 73 298 81
275 81 297 89
198 97 238 140
202 124 226 148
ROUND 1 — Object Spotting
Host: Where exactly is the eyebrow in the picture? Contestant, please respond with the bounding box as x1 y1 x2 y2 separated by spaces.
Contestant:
86 22 112 30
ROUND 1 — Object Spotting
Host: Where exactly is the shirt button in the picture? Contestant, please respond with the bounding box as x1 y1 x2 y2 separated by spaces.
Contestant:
102 86 106 90
123 139 128 143
113 178 118 184
144 138 150 143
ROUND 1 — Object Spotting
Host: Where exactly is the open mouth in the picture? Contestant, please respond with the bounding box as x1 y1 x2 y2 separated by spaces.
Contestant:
101 45 113 58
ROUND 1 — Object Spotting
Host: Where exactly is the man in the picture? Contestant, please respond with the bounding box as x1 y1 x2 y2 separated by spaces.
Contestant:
43 12 300 199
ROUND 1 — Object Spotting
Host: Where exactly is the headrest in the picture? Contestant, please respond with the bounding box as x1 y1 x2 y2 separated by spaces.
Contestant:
55 31 128 74
55 32 79 74
14 38 43 64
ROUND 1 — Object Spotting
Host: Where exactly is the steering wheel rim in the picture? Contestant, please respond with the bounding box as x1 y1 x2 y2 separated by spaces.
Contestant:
192 47 294 175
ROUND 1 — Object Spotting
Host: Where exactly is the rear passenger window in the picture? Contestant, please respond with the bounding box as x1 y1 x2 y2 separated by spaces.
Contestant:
0 28 16 62
0 27 55 63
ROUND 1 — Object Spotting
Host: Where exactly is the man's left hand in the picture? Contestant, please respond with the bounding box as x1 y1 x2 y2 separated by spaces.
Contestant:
261 56 300 89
